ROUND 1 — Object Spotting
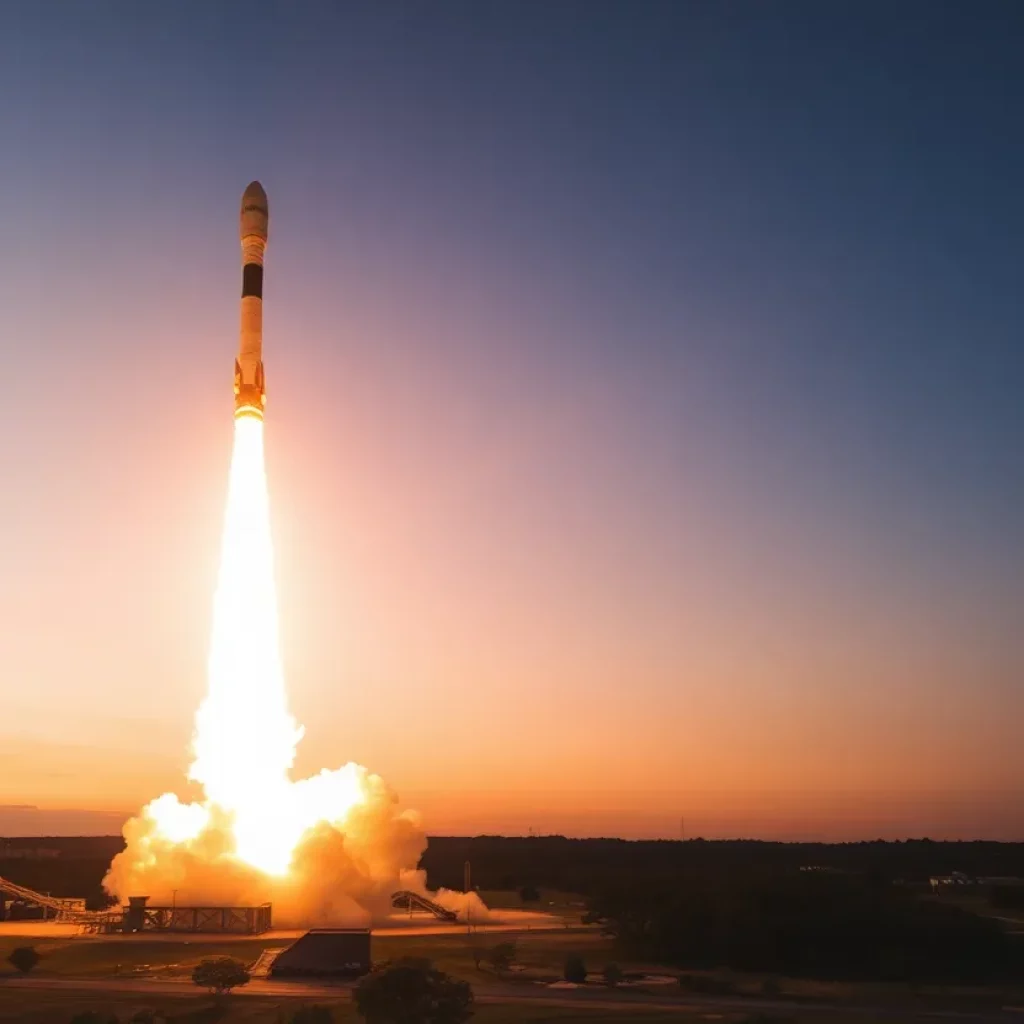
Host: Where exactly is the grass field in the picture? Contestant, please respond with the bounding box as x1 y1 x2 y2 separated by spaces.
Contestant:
477 889 589 925
376 924 614 981
0 937 275 978
0 929 614 983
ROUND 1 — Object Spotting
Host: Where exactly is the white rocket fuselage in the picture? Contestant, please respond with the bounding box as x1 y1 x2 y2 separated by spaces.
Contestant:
235 181 269 418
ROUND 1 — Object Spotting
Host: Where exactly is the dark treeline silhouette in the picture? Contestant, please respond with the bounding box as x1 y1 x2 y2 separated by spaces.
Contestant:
0 837 123 858
0 835 123 908
421 836 1024 893
422 836 1024 982
0 857 117 909
589 870 1019 982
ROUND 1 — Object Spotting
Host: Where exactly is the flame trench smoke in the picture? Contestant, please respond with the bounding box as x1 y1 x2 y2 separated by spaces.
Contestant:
104 416 438 926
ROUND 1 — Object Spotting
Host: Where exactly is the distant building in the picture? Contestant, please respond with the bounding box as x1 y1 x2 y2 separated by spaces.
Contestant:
930 873 1024 892
0 843 60 860
930 872 978 890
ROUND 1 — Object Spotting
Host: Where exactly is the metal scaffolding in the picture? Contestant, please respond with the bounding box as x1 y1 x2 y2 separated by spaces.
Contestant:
122 897 272 934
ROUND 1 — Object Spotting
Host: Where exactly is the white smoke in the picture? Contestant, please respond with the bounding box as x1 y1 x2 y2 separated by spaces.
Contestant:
104 765 443 927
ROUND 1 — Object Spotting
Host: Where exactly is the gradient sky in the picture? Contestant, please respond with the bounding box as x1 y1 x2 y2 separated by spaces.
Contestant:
0 1 1021 840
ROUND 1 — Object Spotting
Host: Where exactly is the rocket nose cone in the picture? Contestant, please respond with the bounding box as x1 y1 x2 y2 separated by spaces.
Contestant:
243 180 267 207
240 181 269 241
241 181 268 215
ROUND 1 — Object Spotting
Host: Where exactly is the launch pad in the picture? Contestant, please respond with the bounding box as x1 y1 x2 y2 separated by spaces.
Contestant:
123 896 272 935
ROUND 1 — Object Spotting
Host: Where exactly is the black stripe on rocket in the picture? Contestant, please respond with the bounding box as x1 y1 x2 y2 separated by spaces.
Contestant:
242 263 264 299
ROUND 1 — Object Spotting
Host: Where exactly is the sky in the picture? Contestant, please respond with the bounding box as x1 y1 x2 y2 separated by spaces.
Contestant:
0 0 1021 841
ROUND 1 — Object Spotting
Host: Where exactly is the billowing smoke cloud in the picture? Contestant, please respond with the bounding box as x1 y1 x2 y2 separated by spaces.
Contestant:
104 764 437 927
428 886 495 924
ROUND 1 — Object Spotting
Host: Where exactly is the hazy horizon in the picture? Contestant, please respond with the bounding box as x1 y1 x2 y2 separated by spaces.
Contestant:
4 793 1023 844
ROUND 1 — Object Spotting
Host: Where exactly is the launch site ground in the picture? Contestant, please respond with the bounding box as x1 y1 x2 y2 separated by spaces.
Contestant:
3 893 1024 1023
0 908 563 940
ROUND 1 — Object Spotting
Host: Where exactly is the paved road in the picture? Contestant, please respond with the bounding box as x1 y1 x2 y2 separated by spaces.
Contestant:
0 911 566 941
3 973 1021 1021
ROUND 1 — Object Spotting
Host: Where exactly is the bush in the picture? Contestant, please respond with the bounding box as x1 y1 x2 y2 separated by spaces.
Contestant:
519 885 541 903
191 957 250 994
354 960 473 1023
7 946 40 975
602 962 624 987
487 942 516 975
563 955 587 984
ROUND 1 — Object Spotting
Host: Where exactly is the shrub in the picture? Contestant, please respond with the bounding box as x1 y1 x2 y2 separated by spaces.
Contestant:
191 956 250 994
563 955 587 984
519 885 541 903
7 946 41 975
602 962 624 987
488 942 516 975
354 961 473 1023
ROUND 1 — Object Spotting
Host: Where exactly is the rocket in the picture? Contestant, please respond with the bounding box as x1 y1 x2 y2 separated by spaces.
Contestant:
235 181 269 418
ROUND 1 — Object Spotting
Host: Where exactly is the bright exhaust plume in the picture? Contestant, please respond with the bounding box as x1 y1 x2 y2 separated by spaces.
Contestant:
104 416 433 926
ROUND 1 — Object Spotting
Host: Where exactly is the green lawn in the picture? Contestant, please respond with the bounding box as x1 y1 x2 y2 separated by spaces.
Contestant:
374 926 615 982
0 937 272 978
479 889 589 924
0 928 617 983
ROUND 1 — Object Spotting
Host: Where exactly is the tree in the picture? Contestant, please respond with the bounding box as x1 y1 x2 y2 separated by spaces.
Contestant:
191 957 250 995
602 962 623 987
518 885 540 903
563 955 587 984
7 946 41 975
487 942 516 976
354 960 473 1024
